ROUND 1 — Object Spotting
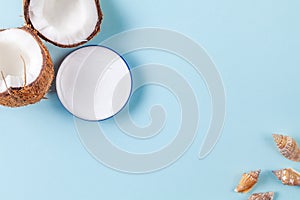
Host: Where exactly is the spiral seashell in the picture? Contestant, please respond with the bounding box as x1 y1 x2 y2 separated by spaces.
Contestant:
272 168 300 186
234 170 261 193
272 134 300 162
248 192 274 200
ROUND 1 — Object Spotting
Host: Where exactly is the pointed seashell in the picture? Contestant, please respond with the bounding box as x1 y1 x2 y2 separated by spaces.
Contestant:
273 168 300 186
272 134 300 162
248 192 274 200
234 170 261 193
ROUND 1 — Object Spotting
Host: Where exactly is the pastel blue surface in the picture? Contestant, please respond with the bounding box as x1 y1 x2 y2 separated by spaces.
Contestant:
0 0 300 199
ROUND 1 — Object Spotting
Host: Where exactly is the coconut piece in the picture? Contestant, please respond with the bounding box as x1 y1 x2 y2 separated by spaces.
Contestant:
0 27 54 107
24 0 103 48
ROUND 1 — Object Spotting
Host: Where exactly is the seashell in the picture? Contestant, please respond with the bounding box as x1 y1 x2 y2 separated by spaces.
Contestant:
234 170 261 193
272 134 300 162
272 168 300 186
248 192 274 200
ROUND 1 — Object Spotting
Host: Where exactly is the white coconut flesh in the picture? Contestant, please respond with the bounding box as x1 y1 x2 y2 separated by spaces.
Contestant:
0 29 43 93
56 46 132 121
28 0 99 46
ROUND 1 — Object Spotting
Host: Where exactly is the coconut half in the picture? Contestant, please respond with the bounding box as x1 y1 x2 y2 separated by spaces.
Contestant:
0 27 54 107
24 0 103 48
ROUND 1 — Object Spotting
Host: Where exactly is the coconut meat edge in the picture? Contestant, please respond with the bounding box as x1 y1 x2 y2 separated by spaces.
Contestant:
0 29 43 93
28 0 99 46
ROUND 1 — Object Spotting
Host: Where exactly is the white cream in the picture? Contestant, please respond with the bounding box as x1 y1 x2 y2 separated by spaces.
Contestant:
56 46 132 121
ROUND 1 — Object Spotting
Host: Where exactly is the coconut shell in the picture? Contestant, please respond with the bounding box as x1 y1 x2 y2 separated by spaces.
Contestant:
23 0 103 48
0 26 54 107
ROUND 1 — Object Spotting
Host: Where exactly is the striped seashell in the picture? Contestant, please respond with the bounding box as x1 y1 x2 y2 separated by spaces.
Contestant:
272 134 300 162
273 168 300 186
234 170 261 193
248 192 274 200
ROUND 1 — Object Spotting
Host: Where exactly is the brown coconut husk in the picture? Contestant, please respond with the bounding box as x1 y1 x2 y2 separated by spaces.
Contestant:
23 0 103 48
0 26 54 107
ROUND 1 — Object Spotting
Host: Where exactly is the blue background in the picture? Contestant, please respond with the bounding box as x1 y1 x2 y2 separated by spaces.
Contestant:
1 0 300 199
